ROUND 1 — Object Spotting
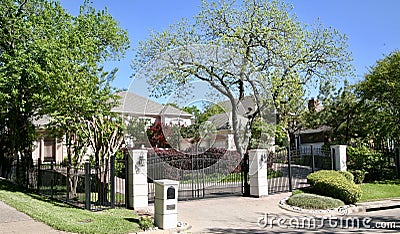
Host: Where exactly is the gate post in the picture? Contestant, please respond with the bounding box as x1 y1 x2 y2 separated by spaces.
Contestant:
330 145 347 171
127 149 148 209
248 148 273 197
395 148 400 179
110 155 115 209
242 153 250 197
85 162 91 210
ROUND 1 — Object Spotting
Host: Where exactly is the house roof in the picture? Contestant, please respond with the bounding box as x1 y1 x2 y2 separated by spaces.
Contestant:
207 112 248 131
33 115 51 128
299 125 331 134
112 91 192 118
218 96 256 116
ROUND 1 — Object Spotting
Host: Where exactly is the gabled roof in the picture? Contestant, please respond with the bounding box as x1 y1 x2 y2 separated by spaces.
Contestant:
112 91 192 118
207 112 248 131
218 96 256 116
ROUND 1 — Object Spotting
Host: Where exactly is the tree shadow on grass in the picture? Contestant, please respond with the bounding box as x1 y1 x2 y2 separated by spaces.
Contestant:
0 178 74 209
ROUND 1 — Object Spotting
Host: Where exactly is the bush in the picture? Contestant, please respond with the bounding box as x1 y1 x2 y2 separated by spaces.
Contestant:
307 170 362 204
339 171 354 183
138 216 154 231
349 170 366 184
287 193 345 210
347 146 394 181
307 170 340 186
292 189 305 196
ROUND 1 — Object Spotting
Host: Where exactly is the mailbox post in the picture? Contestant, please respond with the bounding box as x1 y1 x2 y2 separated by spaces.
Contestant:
154 180 179 229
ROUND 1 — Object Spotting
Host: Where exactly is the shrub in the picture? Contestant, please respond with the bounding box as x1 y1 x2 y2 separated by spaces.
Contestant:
138 216 154 231
349 170 366 184
292 189 305 196
307 170 341 186
339 171 354 183
287 193 345 210
307 170 362 204
347 146 394 181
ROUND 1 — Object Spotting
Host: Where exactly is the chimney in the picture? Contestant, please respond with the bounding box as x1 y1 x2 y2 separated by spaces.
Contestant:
308 98 319 112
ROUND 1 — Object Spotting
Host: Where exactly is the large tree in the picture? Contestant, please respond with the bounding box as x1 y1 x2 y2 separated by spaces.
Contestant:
304 81 366 145
0 0 67 184
0 0 129 187
357 50 400 147
133 0 352 157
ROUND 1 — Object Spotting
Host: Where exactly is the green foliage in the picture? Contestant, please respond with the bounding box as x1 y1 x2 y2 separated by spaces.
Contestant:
356 51 400 144
125 117 151 148
347 146 393 181
287 193 345 210
138 216 154 231
268 169 283 179
304 82 364 145
0 0 129 185
275 124 289 147
349 170 366 184
307 170 362 204
292 189 305 196
114 150 125 178
134 0 352 157
339 171 354 183
248 118 275 149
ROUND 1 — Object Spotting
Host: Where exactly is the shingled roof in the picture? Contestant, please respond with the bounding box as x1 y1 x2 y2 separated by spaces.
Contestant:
112 91 192 118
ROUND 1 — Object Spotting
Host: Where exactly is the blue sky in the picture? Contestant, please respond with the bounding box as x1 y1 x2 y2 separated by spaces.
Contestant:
60 0 400 98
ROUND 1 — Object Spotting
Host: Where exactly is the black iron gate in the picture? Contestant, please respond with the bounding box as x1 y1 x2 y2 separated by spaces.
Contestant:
147 149 243 202
268 146 332 194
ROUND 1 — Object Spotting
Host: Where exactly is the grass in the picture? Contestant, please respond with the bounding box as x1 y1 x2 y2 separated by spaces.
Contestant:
359 180 400 202
0 179 140 234
287 193 345 210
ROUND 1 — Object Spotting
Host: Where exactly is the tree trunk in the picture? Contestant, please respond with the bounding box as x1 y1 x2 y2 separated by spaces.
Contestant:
68 167 79 199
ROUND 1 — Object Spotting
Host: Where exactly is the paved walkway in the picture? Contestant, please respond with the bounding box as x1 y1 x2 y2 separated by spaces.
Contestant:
176 192 294 233
2 193 400 234
0 201 69 234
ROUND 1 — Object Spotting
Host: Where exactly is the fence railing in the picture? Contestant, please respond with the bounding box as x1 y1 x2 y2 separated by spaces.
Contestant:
8 155 127 211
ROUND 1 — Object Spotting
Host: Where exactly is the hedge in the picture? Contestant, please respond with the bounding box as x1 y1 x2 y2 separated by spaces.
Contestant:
287 193 345 210
307 170 362 204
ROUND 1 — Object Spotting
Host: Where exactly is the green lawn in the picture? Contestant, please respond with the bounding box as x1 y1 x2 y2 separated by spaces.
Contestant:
0 179 139 234
360 180 400 202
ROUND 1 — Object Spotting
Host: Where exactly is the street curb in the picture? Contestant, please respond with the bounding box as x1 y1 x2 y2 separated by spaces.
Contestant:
278 196 353 217
354 198 400 213
278 196 400 216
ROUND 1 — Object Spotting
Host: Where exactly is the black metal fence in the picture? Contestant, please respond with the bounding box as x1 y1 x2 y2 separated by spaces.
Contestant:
9 155 128 211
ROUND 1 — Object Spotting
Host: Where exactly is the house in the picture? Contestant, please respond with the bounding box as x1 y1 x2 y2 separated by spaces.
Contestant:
203 96 275 150
32 115 66 163
296 99 331 149
112 91 192 126
296 125 331 149
32 91 192 163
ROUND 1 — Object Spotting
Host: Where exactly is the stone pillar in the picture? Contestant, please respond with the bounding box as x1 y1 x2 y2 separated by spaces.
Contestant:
330 145 347 171
154 180 179 229
249 149 271 197
127 149 148 209
40 137 44 162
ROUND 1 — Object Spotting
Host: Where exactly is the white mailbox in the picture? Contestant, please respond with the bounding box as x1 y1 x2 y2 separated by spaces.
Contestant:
154 180 179 229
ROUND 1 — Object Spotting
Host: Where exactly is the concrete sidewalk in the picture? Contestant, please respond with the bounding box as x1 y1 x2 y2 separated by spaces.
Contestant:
2 192 399 234
0 201 69 234
175 192 295 233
